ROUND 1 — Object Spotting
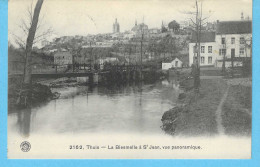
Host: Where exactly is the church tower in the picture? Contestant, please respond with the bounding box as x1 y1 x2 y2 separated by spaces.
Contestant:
113 18 120 33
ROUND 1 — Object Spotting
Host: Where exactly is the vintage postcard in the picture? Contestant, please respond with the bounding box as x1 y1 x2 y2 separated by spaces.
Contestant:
7 0 252 159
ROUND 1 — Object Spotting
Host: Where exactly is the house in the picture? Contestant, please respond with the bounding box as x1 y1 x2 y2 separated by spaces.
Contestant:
162 57 183 70
54 51 73 67
189 20 252 68
172 58 183 68
215 20 252 67
189 31 218 67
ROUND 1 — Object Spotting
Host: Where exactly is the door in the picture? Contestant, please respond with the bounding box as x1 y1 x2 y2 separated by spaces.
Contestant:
231 49 235 58
231 49 235 67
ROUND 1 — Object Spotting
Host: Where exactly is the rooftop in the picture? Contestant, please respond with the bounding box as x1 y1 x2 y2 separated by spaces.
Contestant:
191 31 216 43
216 20 252 35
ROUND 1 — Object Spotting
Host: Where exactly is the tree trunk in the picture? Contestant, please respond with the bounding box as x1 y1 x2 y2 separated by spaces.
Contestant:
23 0 44 84
231 54 234 77
222 53 226 75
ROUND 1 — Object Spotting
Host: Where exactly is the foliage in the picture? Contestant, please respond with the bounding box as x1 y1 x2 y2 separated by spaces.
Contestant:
168 20 180 32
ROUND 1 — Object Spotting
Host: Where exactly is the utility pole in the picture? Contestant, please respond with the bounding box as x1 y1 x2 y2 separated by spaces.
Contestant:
141 30 143 67
140 17 144 80
90 41 93 71
194 0 201 92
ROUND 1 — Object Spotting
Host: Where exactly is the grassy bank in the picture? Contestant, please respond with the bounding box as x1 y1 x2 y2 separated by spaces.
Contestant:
222 83 251 136
161 77 252 137
8 76 56 112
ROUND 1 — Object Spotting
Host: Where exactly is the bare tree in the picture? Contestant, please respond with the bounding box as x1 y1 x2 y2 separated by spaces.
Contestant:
10 0 52 83
23 0 45 84
184 0 210 92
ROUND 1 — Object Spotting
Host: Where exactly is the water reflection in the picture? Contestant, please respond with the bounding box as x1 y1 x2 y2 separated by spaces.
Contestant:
9 78 181 137
16 108 32 138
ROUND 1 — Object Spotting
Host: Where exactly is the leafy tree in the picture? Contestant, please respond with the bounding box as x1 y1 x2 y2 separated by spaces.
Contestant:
168 20 180 32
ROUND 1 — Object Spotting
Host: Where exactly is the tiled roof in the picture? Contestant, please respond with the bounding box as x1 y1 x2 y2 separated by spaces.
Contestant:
162 56 177 63
162 57 183 63
191 31 215 43
216 21 252 35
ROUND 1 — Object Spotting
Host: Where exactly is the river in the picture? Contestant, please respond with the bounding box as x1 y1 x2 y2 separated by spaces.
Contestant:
8 78 182 138
7 78 251 159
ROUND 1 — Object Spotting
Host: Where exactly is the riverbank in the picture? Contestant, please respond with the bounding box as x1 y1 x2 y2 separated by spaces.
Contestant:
8 77 59 111
161 76 252 137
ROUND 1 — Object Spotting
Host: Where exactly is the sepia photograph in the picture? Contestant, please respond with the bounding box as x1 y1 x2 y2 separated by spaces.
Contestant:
7 0 252 159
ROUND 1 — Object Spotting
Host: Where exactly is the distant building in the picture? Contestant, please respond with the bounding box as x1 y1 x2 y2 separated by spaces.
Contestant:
179 21 189 30
123 31 136 39
162 57 183 70
54 51 73 67
113 18 120 33
41 40 50 47
131 20 149 37
148 28 161 38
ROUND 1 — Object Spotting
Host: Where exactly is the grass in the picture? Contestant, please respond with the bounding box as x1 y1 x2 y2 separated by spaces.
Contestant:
162 77 252 137
200 67 223 76
174 79 227 136
222 85 252 136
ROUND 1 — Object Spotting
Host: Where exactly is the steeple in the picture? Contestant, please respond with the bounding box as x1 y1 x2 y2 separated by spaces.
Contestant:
135 19 137 26
113 18 120 33
241 12 244 20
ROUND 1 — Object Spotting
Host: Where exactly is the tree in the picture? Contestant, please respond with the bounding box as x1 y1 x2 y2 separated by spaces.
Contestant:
168 20 180 32
23 0 44 84
185 0 209 92
10 0 52 84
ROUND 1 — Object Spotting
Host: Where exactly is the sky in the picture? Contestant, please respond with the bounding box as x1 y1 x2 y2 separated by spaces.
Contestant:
8 0 252 45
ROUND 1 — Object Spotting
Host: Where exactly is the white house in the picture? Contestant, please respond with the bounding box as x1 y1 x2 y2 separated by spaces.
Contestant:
215 20 252 67
189 20 252 68
162 57 183 70
189 31 218 67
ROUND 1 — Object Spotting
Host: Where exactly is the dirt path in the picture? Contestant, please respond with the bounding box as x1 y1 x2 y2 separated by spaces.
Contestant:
216 85 230 135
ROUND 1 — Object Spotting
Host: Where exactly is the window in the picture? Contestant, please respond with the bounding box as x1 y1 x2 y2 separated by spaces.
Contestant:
239 47 245 55
208 46 212 53
240 37 245 44
201 46 205 53
231 37 235 44
219 49 226 55
201 56 205 64
208 57 212 64
221 37 226 44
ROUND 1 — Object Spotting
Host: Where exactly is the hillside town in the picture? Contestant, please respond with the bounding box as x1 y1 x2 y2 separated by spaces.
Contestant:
7 0 252 159
9 12 251 76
